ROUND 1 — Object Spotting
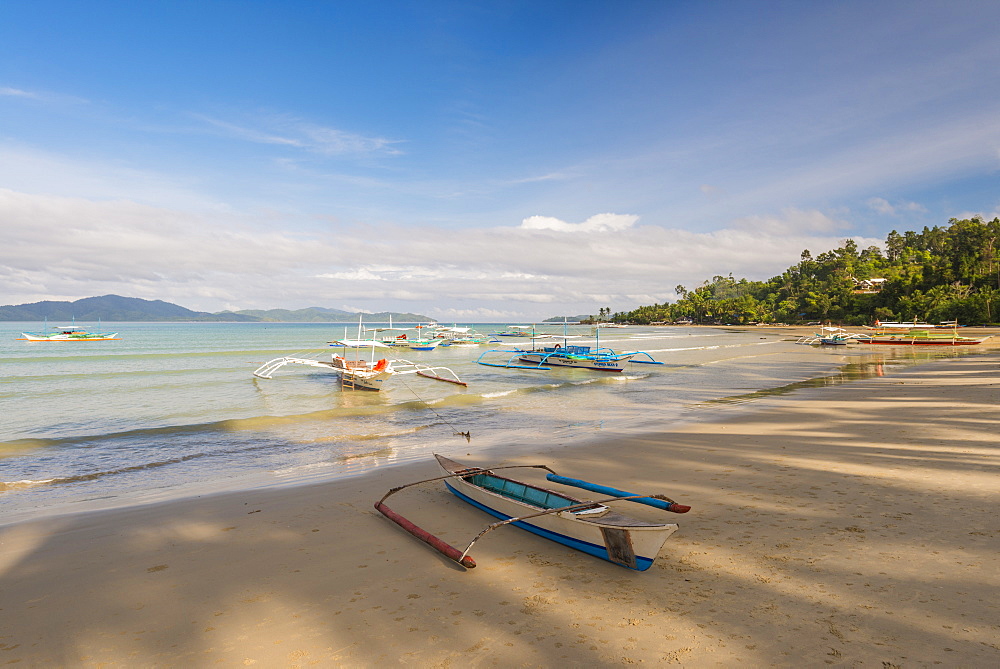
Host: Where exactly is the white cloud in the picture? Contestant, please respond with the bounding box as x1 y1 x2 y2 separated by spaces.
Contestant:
0 87 39 99
0 145 225 210
0 189 883 319
194 113 402 157
867 197 895 215
317 268 388 281
867 197 927 216
0 86 88 105
519 213 639 233
731 208 849 236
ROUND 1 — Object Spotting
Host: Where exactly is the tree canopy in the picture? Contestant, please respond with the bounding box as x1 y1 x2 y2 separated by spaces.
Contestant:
614 217 1000 326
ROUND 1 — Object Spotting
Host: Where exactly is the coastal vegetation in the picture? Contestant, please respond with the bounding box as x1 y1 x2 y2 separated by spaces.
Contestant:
615 217 1000 326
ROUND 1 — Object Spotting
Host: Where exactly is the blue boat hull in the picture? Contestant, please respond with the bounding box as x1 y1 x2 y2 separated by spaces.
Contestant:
444 480 655 570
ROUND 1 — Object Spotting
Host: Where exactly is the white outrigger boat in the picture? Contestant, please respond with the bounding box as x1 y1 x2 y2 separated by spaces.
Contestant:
376 454 690 571
253 353 465 391
794 327 871 346
258 317 464 390
18 324 120 341
488 325 535 338
253 353 465 390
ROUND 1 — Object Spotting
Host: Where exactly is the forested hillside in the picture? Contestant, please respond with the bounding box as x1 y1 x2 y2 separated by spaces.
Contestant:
616 217 1000 326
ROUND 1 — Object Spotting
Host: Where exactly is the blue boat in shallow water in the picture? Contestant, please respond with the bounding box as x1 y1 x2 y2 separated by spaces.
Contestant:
477 324 664 372
375 454 690 571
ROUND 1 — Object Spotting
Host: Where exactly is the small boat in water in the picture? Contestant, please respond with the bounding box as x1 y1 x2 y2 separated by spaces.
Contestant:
18 324 120 341
863 328 990 346
375 454 690 571
488 325 535 338
514 344 659 371
478 324 663 372
296 317 462 387
404 338 444 351
795 327 870 346
253 354 466 391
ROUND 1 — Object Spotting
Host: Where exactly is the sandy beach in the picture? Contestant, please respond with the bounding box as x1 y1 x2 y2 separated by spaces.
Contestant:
2 346 999 667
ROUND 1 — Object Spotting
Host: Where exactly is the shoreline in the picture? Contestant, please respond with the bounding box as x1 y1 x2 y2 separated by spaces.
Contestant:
2 350 998 665
7 326 994 529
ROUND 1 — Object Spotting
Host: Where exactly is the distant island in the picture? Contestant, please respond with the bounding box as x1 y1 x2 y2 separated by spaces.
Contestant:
0 295 433 323
542 314 591 323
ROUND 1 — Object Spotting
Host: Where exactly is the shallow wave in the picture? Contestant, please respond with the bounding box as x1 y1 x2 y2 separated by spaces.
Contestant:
0 451 210 490
482 389 519 399
0 478 57 492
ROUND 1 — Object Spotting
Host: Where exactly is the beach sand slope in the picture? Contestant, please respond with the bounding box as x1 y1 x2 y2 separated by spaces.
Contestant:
1 355 999 666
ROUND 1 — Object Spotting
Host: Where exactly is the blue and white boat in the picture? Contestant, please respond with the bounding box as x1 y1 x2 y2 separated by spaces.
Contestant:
374 454 690 571
477 326 663 372
515 344 654 371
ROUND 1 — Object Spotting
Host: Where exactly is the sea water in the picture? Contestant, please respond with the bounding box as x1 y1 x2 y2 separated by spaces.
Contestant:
0 322 978 525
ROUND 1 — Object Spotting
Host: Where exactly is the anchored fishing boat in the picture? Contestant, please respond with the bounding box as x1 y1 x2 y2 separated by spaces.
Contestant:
488 325 535 338
795 327 871 346
430 326 490 347
515 344 662 371
375 454 689 571
252 353 465 390
18 324 120 341
255 320 464 391
863 328 989 346
477 325 663 371
403 337 445 351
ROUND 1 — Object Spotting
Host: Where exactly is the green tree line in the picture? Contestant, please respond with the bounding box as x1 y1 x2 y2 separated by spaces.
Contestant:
614 217 1000 326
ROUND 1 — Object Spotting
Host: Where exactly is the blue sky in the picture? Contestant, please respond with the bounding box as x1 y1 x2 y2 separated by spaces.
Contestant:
2 1 999 320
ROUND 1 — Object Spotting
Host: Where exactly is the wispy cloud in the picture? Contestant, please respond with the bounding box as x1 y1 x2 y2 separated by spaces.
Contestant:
519 213 638 233
0 87 39 99
0 145 223 211
194 113 403 157
867 198 927 216
0 86 88 105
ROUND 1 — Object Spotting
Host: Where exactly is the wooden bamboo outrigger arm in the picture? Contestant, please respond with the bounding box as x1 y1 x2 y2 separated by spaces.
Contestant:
375 464 558 507
545 474 690 513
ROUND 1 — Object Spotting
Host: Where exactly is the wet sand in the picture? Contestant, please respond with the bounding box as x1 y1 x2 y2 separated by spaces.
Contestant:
1 349 999 666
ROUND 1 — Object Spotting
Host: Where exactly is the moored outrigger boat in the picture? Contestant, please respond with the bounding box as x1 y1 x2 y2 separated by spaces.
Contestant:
514 344 662 371
18 322 120 341
795 327 871 346
488 325 535 338
477 325 663 372
861 320 989 346
277 317 466 389
863 329 990 346
252 354 466 390
375 454 690 571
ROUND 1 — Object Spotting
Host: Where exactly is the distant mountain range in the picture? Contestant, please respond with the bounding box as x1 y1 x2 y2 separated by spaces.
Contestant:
0 295 433 323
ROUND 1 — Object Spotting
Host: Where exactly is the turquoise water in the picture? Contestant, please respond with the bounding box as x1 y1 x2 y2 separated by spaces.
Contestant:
0 322 976 524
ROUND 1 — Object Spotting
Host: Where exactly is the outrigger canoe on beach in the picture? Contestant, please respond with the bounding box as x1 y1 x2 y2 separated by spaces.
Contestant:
375 454 690 571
